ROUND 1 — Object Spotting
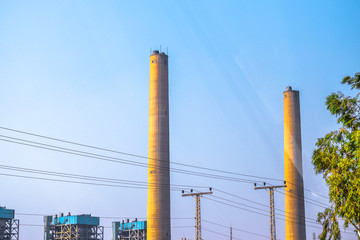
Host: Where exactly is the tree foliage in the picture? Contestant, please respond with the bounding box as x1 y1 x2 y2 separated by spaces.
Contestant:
312 73 360 240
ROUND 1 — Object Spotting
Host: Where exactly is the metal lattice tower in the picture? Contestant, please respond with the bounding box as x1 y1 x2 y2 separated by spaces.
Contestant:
0 219 19 240
182 189 212 240
53 224 103 240
254 183 287 240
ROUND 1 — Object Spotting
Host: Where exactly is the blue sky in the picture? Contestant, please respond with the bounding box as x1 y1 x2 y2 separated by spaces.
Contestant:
0 1 359 239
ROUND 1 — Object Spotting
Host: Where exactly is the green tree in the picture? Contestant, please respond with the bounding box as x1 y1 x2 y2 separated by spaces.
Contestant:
312 73 360 240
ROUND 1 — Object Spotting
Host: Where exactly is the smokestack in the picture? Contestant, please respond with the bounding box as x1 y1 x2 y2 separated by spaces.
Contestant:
284 86 306 239
147 50 171 240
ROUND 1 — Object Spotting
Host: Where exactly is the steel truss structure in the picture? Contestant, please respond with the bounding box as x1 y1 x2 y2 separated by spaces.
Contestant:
0 218 19 240
46 224 103 240
115 228 146 240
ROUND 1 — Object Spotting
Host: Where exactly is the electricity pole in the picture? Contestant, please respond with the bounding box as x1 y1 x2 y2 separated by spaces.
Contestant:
182 188 213 240
254 182 287 240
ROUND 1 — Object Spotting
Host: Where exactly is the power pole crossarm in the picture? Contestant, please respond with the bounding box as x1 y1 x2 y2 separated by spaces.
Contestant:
254 184 287 190
181 191 213 197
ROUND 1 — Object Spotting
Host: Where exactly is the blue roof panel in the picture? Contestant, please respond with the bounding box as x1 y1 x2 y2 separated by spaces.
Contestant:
52 215 100 226
114 221 147 230
0 207 14 219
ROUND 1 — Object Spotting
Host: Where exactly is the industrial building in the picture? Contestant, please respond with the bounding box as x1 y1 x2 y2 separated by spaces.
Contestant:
0 206 19 240
147 50 171 240
284 86 306 239
43 213 103 240
112 219 147 240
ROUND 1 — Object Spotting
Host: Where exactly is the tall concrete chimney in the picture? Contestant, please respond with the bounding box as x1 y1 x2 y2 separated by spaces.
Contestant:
284 86 306 239
147 50 171 240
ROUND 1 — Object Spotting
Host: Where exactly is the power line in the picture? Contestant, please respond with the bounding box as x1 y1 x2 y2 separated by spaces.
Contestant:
0 136 262 184
0 165 317 228
14 213 357 237
197 186 319 224
0 172 180 191
284 188 329 206
203 195 356 236
275 189 328 208
17 213 193 220
214 188 269 208
203 196 269 217
0 127 283 182
0 163 324 225
0 137 332 211
208 195 318 224
20 224 194 229
0 164 207 190
0 128 330 206
202 219 271 239
260 182 328 208
0 167 352 236
285 181 329 200
214 188 319 223
0 164 318 225
202 227 243 240
0 127 330 211
0 169 322 234
0 170 338 235
0 164 327 231
3 170 313 227
203 196 321 228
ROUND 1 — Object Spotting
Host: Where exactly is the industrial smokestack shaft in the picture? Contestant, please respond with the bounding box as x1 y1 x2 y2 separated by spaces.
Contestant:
284 86 306 240
147 50 171 240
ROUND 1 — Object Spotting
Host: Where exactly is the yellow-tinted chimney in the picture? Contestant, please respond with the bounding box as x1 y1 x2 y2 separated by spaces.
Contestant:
147 50 171 240
284 86 306 240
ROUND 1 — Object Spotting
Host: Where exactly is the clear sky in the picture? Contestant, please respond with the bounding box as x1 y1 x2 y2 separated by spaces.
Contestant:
0 1 359 239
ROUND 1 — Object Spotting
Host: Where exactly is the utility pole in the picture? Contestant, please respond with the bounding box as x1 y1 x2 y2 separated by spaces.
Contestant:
254 182 287 240
182 188 213 240
230 226 232 240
